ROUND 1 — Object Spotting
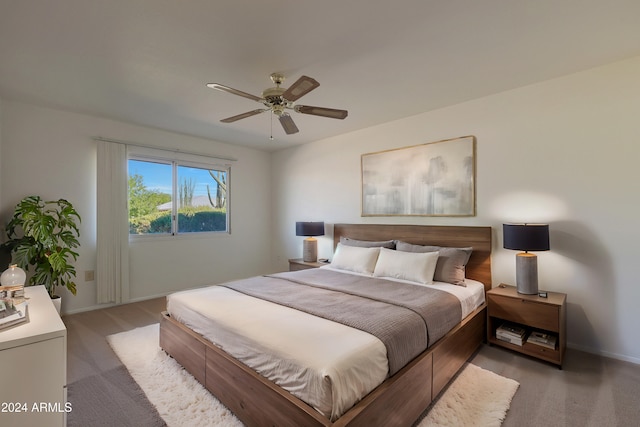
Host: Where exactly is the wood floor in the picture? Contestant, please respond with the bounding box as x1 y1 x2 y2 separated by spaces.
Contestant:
64 297 640 427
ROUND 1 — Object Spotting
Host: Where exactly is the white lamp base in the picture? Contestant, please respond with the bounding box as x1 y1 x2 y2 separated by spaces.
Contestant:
516 252 538 294
303 237 318 262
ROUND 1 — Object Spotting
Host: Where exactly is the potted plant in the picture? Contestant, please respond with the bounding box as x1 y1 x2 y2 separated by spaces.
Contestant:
2 196 81 311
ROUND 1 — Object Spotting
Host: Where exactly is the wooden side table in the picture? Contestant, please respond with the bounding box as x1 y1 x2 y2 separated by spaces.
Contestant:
288 258 326 271
487 284 566 367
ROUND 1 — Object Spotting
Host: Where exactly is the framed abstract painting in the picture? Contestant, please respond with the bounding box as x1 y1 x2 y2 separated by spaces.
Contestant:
361 136 476 216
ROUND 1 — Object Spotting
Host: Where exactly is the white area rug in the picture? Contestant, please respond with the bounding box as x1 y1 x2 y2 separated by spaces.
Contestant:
107 324 518 427
420 363 519 427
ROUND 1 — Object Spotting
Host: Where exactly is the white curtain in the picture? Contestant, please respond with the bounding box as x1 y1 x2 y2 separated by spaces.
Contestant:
96 140 129 304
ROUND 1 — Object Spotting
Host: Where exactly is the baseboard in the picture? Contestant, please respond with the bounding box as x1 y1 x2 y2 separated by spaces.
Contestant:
567 342 640 365
61 293 168 315
62 302 117 315
62 289 193 315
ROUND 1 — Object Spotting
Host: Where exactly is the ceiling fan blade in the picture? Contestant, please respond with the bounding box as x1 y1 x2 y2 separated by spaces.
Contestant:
279 113 299 134
207 83 263 102
281 75 320 102
220 109 268 123
295 105 348 119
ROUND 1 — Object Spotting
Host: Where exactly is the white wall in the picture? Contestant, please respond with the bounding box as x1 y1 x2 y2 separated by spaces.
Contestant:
2 56 638 363
271 56 640 364
0 101 273 314
0 99 3 208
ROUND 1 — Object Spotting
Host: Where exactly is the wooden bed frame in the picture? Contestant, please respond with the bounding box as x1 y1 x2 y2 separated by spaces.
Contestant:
160 224 492 427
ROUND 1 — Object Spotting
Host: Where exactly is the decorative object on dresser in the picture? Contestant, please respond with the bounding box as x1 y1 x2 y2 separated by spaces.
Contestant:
0 297 28 330
1 264 26 287
295 221 325 262
487 284 566 367
503 223 550 294
0 265 27 328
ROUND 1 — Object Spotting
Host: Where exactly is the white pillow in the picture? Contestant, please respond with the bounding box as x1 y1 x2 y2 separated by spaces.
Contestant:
330 243 380 275
373 247 439 284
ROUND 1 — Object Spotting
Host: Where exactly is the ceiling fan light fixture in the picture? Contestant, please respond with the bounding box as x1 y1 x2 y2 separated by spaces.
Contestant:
207 73 348 137
272 104 286 116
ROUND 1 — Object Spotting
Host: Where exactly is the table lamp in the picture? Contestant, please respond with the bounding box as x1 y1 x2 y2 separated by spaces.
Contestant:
503 224 550 294
296 222 324 262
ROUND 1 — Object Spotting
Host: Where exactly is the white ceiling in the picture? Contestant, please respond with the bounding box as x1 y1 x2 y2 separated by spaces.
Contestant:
1 1 639 151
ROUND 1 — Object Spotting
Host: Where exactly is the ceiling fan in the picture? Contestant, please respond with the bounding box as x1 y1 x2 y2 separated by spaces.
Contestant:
206 73 348 136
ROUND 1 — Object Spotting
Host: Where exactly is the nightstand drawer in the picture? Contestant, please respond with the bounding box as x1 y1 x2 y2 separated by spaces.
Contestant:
488 294 559 332
523 342 561 364
288 258 325 271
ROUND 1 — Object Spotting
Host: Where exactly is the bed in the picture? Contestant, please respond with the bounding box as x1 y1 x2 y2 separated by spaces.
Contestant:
160 224 492 427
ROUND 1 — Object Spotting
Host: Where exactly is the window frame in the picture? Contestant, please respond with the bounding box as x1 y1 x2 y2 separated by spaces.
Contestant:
127 153 231 238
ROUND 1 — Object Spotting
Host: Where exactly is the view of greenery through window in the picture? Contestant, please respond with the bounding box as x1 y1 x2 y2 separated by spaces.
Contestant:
128 159 228 235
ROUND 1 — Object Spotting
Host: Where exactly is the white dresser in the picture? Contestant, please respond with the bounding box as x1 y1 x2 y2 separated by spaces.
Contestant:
0 285 67 427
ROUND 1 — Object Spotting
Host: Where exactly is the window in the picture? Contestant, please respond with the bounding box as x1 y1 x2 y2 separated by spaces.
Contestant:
128 157 229 235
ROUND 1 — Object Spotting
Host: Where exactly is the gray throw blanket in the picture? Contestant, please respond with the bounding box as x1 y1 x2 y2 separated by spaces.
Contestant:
222 268 461 376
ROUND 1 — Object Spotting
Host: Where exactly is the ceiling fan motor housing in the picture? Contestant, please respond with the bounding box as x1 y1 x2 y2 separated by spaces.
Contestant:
262 85 291 116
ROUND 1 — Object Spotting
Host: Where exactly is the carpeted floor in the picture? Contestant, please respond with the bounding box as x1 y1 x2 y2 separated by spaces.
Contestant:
65 297 640 427
106 323 518 427
65 298 167 427
67 365 165 427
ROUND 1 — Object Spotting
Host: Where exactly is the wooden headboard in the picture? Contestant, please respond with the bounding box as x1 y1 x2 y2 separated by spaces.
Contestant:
333 224 492 291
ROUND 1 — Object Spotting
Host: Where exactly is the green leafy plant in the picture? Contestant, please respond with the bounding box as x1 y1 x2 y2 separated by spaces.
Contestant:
2 196 81 298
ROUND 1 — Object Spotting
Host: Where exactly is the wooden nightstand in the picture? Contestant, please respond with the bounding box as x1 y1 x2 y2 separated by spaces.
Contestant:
487 284 566 367
288 258 326 271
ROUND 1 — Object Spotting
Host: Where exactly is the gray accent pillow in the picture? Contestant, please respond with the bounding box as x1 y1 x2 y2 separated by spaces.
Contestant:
340 236 396 249
395 241 472 286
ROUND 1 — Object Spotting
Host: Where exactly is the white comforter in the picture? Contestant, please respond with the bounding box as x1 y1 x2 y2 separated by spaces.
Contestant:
166 268 485 420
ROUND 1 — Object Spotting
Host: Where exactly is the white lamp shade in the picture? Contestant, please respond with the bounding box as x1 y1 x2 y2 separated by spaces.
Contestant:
1 264 26 286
